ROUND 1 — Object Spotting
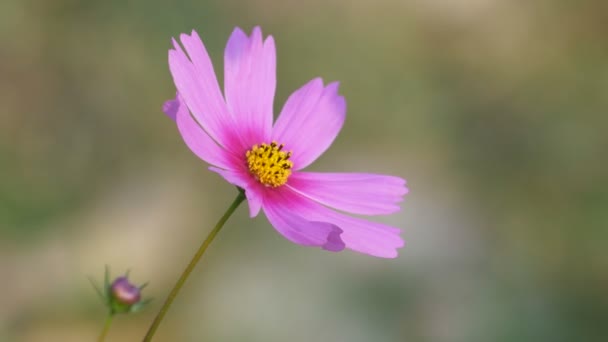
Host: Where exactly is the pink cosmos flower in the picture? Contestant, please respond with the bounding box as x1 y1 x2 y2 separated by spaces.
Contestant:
163 27 408 258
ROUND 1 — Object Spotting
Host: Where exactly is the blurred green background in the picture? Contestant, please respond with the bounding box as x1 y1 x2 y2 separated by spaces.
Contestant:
1 0 607 341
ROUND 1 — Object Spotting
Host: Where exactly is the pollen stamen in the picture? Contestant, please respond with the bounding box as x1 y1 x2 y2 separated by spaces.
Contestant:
246 141 293 187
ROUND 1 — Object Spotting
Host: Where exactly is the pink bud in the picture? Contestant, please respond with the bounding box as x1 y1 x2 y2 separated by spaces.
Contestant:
111 276 141 305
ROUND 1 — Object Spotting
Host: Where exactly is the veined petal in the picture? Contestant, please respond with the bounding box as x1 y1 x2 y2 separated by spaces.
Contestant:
264 190 345 252
272 79 346 170
224 27 275 148
273 188 404 258
288 172 408 215
166 94 238 170
209 167 264 218
168 32 237 152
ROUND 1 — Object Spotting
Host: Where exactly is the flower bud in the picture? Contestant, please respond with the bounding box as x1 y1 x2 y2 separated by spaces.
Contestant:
111 276 141 305
90 266 151 315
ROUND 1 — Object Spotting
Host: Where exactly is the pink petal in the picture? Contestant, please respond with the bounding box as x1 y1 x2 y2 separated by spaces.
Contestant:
168 32 239 152
166 93 239 170
224 27 275 148
272 79 346 170
271 188 403 258
209 167 264 218
288 172 408 215
162 97 179 121
264 189 346 252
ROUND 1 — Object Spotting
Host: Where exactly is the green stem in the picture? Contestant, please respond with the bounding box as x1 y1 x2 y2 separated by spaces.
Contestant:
143 191 246 341
97 313 114 342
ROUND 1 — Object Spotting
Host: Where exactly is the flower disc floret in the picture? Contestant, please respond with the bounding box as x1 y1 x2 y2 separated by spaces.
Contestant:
246 141 293 187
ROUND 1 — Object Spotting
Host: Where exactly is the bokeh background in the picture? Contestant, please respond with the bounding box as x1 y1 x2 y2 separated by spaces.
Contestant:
1 0 606 341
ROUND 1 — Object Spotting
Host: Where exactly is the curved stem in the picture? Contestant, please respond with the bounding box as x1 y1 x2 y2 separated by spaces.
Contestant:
97 313 114 342
143 191 246 341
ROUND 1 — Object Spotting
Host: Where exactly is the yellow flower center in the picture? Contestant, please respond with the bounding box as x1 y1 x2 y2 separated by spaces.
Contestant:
246 141 293 187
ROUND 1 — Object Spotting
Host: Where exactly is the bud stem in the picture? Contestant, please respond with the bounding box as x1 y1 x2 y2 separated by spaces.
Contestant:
97 314 114 342
143 191 246 341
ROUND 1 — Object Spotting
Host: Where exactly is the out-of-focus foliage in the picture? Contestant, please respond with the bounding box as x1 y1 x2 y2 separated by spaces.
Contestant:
1 1 606 341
